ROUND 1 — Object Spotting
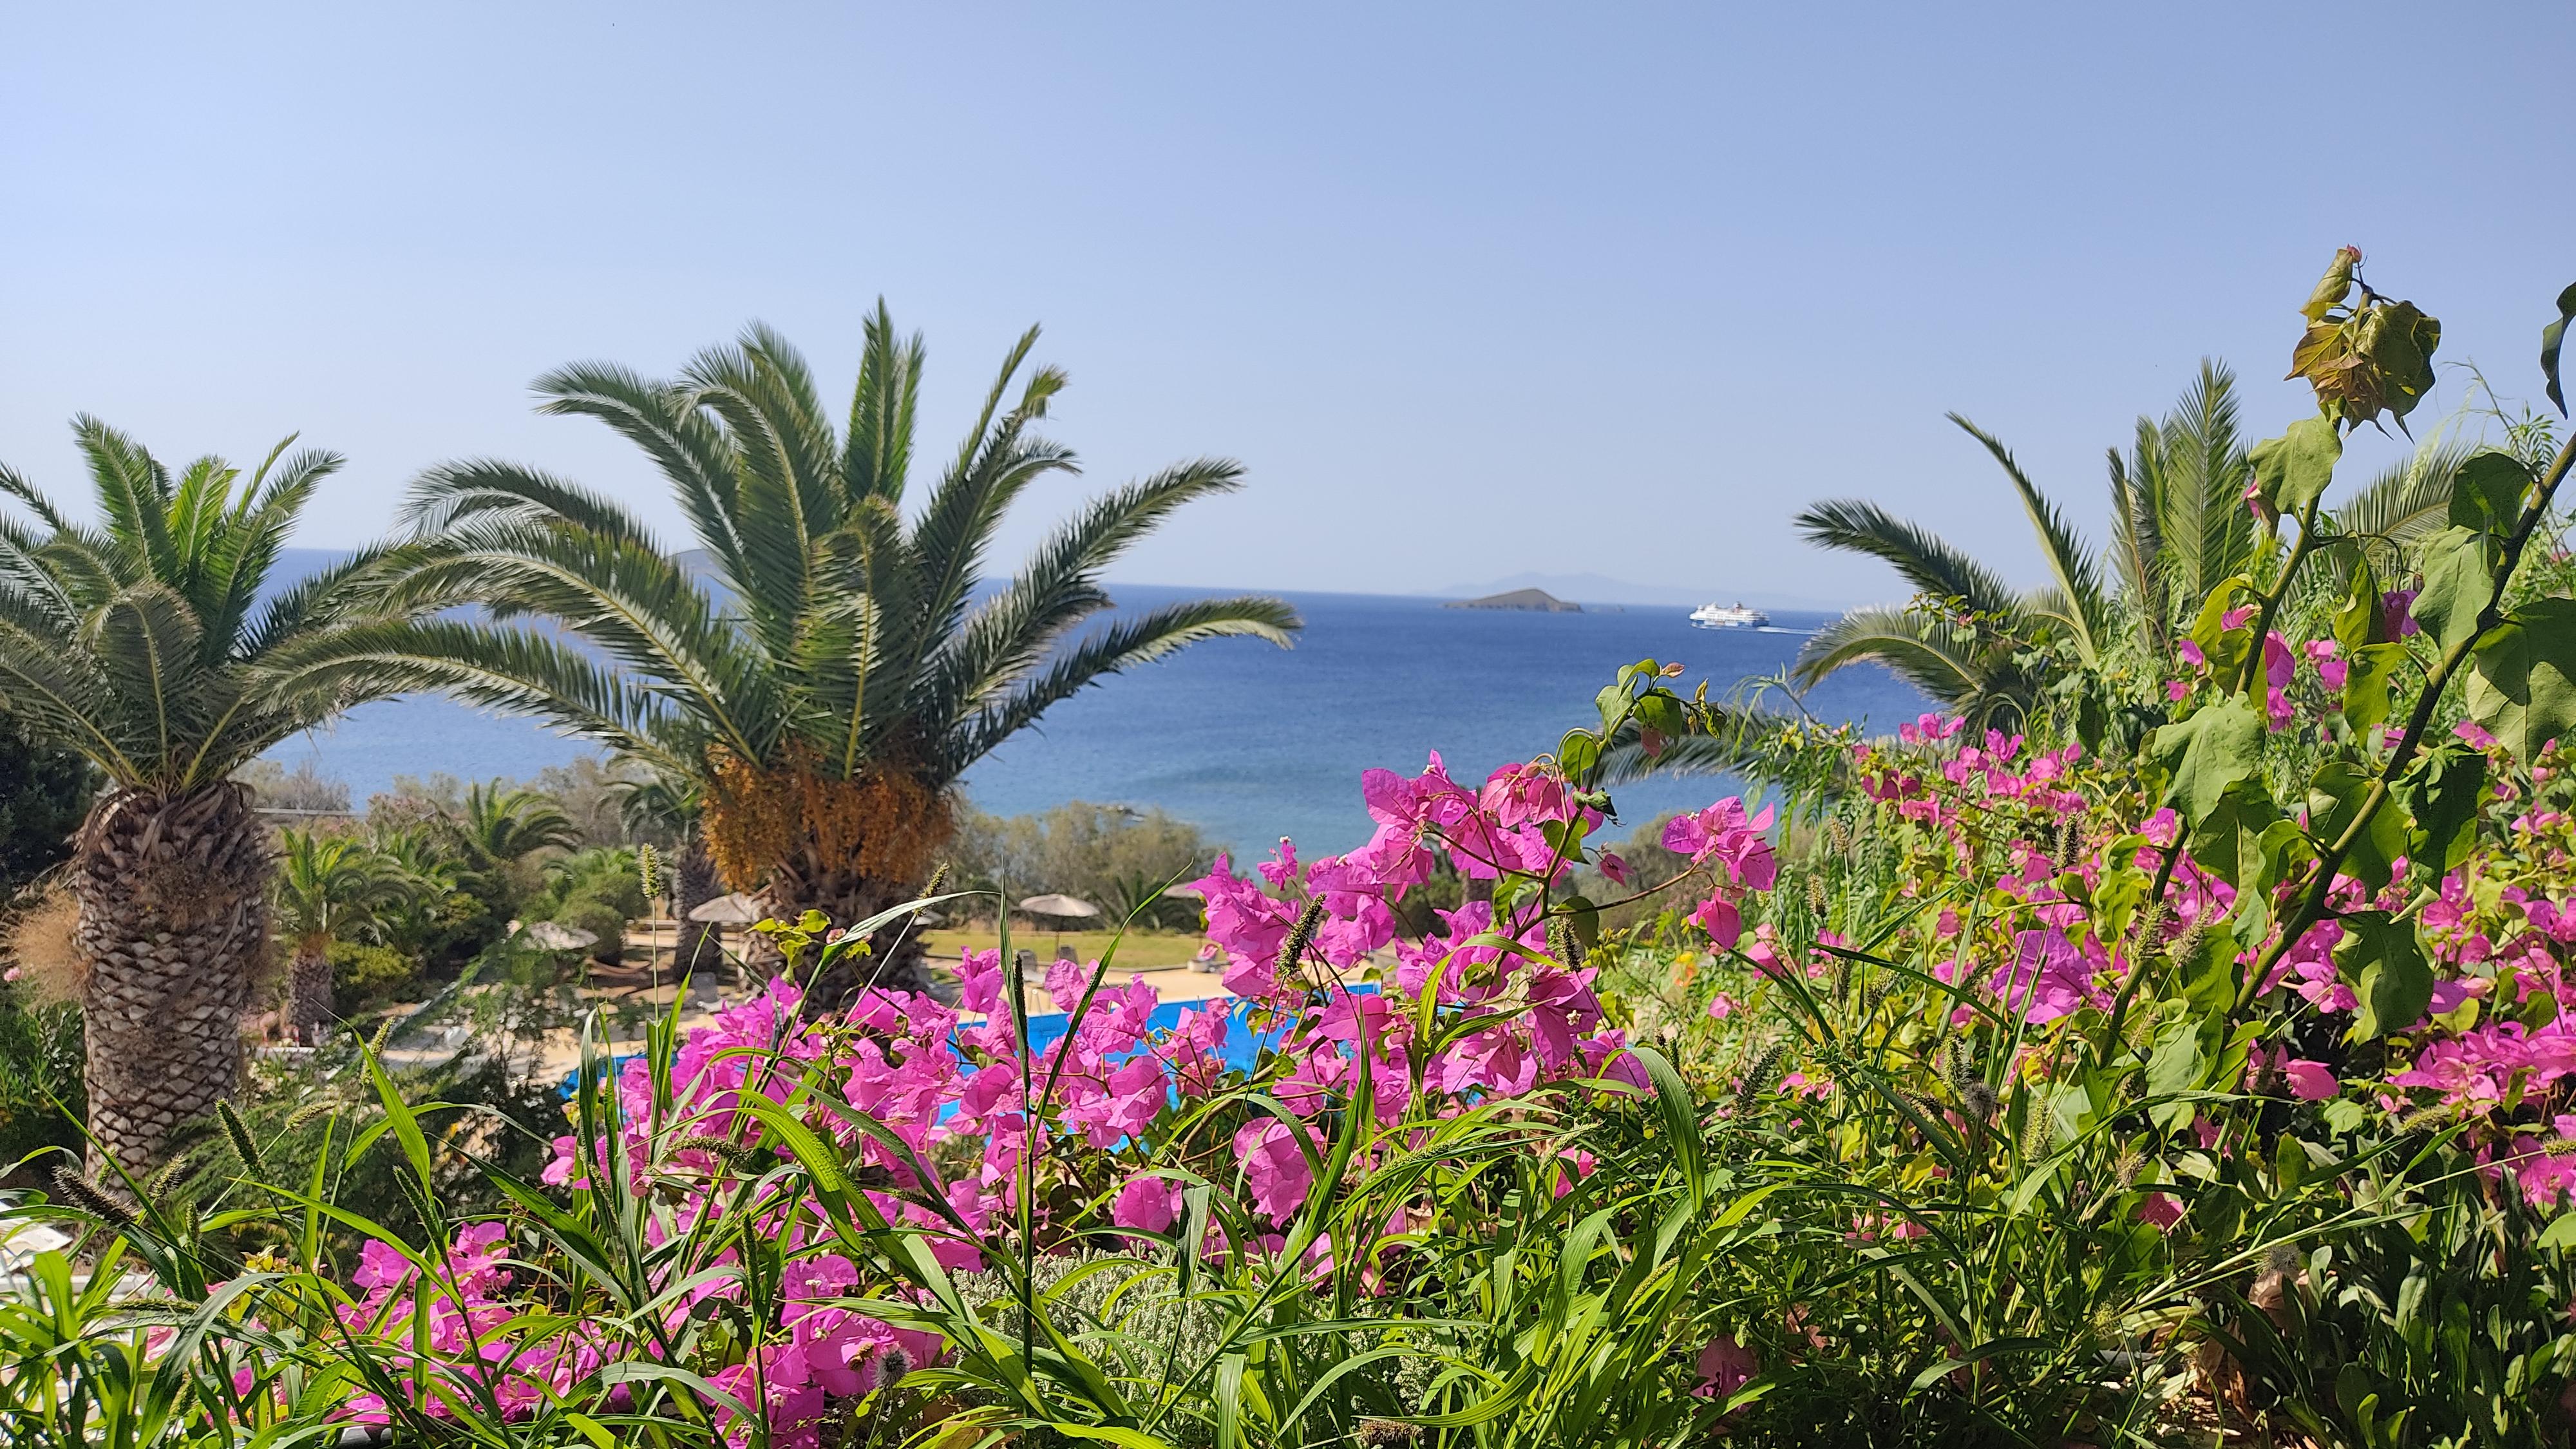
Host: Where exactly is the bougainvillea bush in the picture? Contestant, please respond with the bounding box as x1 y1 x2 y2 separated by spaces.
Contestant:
10 263 2576 1448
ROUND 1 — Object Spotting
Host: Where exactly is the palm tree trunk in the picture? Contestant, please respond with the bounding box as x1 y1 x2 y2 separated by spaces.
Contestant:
73 784 269 1177
285 936 334 1046
674 827 721 978
759 859 941 1016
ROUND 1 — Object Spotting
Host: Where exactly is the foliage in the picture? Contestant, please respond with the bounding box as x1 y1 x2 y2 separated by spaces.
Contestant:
0 419 423 793
327 940 417 1015
0 989 82 1177
0 717 90 898
943 800 1220 929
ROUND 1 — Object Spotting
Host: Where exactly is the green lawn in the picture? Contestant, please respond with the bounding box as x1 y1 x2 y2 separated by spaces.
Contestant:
916 927 1206 970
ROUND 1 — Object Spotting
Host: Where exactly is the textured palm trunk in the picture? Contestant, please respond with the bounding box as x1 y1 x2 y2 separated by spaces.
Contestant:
673 828 722 978
759 862 941 1015
285 935 334 1045
74 783 269 1177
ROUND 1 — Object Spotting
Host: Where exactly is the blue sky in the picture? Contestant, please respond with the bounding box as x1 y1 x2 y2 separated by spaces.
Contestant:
5 3 2569 607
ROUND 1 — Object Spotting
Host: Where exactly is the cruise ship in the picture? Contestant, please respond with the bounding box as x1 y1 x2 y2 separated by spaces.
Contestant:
1690 601 1770 630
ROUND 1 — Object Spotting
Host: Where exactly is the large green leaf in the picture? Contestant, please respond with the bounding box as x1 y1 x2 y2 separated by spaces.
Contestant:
2467 599 2576 762
2340 641 2409 732
2149 695 2266 825
2543 280 2576 417
2338 911 2432 1040
2396 740 2487 884
2248 416 2344 521
2181 778 2283 887
2448 450 2532 536
2409 526 2498 654
2306 761 2406 893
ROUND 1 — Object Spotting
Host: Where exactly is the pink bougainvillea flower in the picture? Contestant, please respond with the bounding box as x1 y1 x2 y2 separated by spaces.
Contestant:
2136 1192 2186 1228
2264 632 2295 688
1707 992 1738 1020
1233 1118 1321 1222
1692 1335 1759 1399
1477 759 1571 830
1111 1173 1184 1235
954 948 1005 1015
1597 851 1631 886
1989 927 2094 1024
2385 588 2422 638
1690 893 1743 949
2282 1058 2339 1101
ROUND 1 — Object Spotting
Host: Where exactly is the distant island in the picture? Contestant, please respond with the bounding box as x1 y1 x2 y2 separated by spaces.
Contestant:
1444 587 1580 613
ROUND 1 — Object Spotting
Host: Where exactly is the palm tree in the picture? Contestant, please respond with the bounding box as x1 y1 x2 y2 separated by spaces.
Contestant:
1792 362 2471 728
273 830 421 1043
442 781 582 920
303 308 1298 1003
2104 361 2264 658
0 419 421 1172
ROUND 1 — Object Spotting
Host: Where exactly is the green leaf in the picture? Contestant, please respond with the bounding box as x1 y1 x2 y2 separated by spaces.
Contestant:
1556 728 1602 782
2396 741 2487 884
2307 761 2406 893
2448 450 2532 536
2340 642 2409 732
2334 554 2385 652
2538 1210 2576 1252
2410 526 2498 654
2176 922 2240 1019
2467 598 2576 761
2184 780 2282 890
2339 911 2433 1040
2148 696 2266 826
2145 1020 2206 1132
2543 280 2576 417
1633 691 1685 739
2248 417 2344 520
2188 574 2260 681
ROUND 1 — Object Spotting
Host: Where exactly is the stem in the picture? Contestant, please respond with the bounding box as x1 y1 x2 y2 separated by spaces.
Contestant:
2149 496 2329 913
2251 431 2576 987
2235 496 2327 697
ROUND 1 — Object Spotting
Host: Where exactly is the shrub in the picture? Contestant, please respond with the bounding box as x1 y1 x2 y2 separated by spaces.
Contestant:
327 940 419 1014
0 992 81 1179
551 889 628 963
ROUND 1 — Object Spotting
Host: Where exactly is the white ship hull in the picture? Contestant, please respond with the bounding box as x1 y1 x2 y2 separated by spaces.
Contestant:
1690 601 1770 630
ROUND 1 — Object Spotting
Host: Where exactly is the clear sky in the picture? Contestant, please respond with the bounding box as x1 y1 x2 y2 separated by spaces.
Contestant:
5 4 2570 607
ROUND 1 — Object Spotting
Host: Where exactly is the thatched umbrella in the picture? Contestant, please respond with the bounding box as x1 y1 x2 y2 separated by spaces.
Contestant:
1016 893 1100 959
688 892 765 925
522 921 598 953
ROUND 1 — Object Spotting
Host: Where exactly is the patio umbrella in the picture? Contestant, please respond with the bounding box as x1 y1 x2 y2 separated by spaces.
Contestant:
523 920 598 953
688 892 766 925
1016 893 1101 919
1016 893 1100 957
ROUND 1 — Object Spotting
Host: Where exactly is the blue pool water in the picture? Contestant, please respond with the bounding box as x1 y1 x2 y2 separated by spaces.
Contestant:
559 988 1352 1098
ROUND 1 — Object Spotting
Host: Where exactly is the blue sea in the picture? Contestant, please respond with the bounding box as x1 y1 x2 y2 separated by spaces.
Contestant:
260 566 1926 855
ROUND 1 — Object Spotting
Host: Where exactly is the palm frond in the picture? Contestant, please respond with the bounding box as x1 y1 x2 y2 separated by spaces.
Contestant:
1793 499 2021 616
2107 426 2169 656
73 415 178 583
262 618 686 775
1595 704 1791 787
843 298 925 506
1793 605 1988 701
1949 413 2108 661
2331 440 2473 570
942 596 1298 779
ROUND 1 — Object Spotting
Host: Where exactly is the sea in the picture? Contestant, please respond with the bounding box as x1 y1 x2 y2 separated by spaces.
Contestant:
258 556 1927 856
